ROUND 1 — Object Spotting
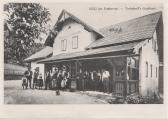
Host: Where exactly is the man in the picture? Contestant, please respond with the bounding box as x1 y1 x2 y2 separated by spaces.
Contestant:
25 67 33 89
102 69 110 93
45 70 51 90
33 68 39 89
51 67 59 89
83 71 89 91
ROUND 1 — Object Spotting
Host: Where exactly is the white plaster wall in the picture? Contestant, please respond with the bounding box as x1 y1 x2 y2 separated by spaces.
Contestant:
139 31 159 96
53 20 97 55
31 62 45 79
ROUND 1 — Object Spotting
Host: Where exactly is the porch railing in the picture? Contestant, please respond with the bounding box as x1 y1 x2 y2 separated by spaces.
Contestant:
114 80 139 97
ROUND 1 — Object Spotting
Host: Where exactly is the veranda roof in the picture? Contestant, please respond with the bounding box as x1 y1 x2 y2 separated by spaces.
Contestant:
24 46 53 62
38 41 141 63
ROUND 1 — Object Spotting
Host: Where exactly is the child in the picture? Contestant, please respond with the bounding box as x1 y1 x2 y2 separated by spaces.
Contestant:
22 75 28 89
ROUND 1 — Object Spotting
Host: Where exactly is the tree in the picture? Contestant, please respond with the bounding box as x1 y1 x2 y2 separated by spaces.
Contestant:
4 3 51 65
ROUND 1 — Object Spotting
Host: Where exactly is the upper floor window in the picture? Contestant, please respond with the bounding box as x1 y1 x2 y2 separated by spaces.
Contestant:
151 64 152 78
146 62 148 78
61 39 67 51
153 31 157 52
72 36 78 49
156 67 158 78
154 40 157 51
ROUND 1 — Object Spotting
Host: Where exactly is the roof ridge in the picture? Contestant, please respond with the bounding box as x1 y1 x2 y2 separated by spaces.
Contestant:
55 9 104 37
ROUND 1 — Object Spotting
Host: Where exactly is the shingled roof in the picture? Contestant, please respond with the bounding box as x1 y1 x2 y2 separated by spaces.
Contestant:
87 11 162 49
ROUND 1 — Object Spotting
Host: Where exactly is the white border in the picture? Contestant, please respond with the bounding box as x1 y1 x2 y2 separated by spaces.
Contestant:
0 0 167 119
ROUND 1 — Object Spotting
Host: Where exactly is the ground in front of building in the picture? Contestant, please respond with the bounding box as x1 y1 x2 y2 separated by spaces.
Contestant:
4 80 109 104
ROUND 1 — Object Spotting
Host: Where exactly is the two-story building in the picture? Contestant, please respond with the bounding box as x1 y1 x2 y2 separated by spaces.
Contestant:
26 10 163 97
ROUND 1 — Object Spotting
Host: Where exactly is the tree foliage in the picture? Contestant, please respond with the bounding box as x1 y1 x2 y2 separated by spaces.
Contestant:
4 3 51 65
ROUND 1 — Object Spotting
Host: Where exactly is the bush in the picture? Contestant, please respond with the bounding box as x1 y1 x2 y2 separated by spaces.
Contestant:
126 93 163 104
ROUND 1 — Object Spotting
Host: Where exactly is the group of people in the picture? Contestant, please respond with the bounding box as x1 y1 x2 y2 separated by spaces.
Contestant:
76 69 111 93
45 65 70 91
22 65 112 93
22 67 43 89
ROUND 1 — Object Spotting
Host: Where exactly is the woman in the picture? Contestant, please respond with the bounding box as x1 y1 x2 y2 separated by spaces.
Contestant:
61 66 67 90
38 73 43 90
45 71 51 90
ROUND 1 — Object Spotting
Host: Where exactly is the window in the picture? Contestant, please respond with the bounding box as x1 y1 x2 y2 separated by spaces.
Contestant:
146 62 148 78
61 39 67 51
72 36 78 49
151 64 152 78
154 40 157 51
153 31 157 52
152 39 154 49
156 67 157 78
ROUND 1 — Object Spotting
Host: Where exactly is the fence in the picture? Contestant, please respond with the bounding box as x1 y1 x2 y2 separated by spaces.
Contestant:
4 64 27 80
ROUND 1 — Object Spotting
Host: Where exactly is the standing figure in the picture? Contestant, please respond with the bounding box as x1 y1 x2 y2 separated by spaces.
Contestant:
65 69 70 89
61 66 68 90
33 68 39 89
102 69 110 93
76 69 82 90
83 71 89 91
52 67 59 89
56 69 62 95
22 73 28 89
93 71 98 91
38 73 43 89
97 70 102 91
25 67 33 89
45 71 51 90
90 71 94 91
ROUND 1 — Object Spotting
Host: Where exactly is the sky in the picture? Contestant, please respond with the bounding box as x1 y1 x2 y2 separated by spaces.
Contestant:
41 3 163 29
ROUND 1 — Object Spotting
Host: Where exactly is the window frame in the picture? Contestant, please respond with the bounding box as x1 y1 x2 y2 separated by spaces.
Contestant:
151 64 152 78
156 67 157 78
154 40 157 51
72 36 78 49
61 39 67 51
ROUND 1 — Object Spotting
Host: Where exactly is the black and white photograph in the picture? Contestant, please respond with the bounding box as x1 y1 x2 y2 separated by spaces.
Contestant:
3 2 164 105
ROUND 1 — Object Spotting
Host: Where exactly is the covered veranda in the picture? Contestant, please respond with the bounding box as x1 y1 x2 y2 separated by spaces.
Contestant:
39 42 140 97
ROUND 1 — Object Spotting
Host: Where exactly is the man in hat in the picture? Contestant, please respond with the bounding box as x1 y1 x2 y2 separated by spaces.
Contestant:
24 67 33 89
33 67 39 89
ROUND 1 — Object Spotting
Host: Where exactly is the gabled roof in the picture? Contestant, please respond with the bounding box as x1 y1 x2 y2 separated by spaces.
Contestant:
87 11 162 49
24 46 53 62
56 9 104 37
39 41 140 63
45 9 104 47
